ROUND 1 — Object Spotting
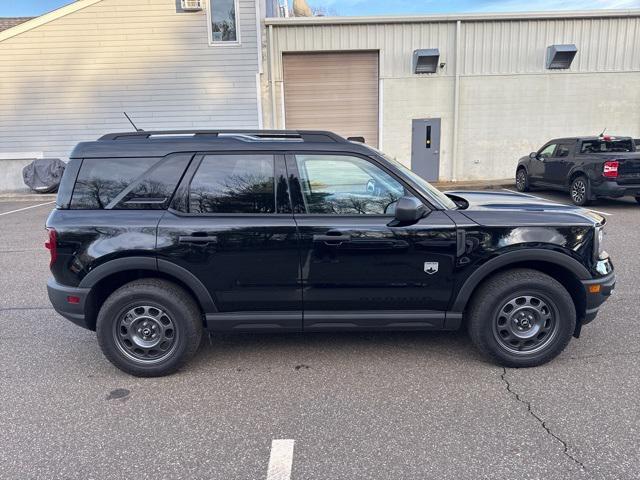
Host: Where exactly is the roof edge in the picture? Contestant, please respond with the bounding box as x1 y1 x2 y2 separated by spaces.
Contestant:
265 8 640 26
0 0 103 43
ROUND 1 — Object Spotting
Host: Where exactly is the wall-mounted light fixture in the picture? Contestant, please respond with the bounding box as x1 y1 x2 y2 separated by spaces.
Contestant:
546 44 578 69
413 49 440 74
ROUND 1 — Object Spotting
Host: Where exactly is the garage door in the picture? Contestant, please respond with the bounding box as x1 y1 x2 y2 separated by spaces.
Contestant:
283 51 379 147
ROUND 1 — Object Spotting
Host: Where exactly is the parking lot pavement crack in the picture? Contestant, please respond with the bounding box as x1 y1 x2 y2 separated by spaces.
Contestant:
500 367 586 472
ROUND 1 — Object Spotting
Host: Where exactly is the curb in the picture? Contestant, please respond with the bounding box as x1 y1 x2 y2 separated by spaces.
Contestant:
0 193 57 202
433 180 513 190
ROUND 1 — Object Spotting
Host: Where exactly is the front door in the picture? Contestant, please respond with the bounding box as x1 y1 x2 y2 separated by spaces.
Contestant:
544 142 574 186
411 118 441 181
157 153 302 331
530 143 557 183
287 153 457 331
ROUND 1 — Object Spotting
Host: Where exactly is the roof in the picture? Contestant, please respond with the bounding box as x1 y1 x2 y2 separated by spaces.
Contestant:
70 130 377 159
0 17 33 33
0 0 103 43
265 9 640 26
549 136 634 143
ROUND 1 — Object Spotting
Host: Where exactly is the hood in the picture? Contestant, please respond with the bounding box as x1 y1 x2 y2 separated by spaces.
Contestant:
445 190 604 226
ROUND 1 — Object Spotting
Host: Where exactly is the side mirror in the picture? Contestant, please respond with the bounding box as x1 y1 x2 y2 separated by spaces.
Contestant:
394 196 427 223
529 151 538 159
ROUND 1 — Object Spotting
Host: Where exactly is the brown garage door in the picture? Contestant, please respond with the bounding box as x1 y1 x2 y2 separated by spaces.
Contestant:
283 51 379 147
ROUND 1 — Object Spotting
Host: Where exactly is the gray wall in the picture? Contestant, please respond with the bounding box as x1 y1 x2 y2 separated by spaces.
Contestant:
0 0 263 191
266 12 640 181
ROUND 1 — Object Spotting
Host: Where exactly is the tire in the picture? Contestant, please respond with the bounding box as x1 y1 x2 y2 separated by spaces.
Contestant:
466 269 576 368
515 168 530 192
96 279 202 377
569 175 591 206
635 196 640 205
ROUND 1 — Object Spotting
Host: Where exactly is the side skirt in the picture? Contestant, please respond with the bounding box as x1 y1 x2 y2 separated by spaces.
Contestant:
205 311 463 332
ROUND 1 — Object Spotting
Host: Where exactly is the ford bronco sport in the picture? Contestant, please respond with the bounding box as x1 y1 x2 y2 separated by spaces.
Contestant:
46 130 615 376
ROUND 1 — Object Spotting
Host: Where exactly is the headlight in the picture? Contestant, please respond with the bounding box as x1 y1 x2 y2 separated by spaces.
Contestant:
594 225 606 260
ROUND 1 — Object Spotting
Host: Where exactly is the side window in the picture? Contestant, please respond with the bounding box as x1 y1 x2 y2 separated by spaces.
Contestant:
295 154 408 215
189 154 275 214
210 0 238 43
116 154 193 209
538 144 557 159
71 157 159 209
555 145 571 158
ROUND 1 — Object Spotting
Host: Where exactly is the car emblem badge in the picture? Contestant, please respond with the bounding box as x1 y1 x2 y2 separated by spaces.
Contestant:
424 262 439 275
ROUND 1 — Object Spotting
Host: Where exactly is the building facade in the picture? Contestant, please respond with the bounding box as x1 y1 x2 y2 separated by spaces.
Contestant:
1 6 639 190
0 0 278 191
263 11 640 181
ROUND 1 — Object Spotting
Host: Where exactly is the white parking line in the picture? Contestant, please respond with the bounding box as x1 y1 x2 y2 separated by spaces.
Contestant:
501 189 613 216
0 201 55 217
266 439 295 480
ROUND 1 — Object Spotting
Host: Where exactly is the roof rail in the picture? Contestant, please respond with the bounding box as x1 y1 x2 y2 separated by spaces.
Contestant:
98 130 347 143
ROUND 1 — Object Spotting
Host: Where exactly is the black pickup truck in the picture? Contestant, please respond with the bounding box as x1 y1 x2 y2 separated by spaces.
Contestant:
516 135 640 205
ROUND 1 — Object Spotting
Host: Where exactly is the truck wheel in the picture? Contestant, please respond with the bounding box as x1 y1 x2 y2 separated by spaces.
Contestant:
569 175 591 206
515 168 530 192
96 279 202 377
466 269 576 368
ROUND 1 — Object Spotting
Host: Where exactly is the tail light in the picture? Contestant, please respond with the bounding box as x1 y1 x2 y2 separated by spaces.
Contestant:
603 160 619 178
45 228 57 267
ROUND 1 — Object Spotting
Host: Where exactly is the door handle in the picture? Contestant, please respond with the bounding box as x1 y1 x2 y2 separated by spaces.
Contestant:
313 232 352 245
178 235 218 244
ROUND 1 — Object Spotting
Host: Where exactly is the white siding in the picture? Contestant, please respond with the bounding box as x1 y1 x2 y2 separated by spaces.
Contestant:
0 0 261 163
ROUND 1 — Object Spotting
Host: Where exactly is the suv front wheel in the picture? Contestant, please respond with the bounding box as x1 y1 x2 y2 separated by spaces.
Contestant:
466 269 576 367
96 279 202 377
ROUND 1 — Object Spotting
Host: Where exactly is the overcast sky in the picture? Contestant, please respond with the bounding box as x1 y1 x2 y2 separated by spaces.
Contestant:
1 0 639 17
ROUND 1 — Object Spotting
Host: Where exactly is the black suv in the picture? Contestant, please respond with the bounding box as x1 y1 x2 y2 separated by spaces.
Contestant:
47 130 615 376
516 135 640 205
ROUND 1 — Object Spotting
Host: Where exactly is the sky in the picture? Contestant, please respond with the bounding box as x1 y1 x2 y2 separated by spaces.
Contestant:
1 0 639 17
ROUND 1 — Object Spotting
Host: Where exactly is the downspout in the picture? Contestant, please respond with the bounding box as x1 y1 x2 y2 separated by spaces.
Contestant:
451 19 461 181
267 24 277 129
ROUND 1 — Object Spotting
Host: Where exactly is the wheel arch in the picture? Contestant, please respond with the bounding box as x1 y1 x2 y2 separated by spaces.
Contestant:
451 249 589 328
79 257 216 330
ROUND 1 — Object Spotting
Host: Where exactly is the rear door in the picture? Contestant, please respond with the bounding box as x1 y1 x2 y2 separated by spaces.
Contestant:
156 153 302 331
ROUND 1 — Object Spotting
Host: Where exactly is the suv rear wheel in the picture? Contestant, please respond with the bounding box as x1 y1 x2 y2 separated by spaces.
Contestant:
96 279 202 377
466 269 576 367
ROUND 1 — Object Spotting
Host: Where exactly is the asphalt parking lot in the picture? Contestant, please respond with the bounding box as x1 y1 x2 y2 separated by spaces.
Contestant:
0 191 638 480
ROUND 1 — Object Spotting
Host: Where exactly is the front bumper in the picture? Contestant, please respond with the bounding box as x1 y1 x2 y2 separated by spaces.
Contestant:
592 180 640 198
581 271 616 324
47 277 92 330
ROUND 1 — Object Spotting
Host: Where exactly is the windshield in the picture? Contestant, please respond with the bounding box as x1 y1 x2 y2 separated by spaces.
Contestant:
376 151 458 210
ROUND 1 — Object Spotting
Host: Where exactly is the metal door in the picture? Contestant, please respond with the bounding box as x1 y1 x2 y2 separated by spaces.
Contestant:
411 118 441 181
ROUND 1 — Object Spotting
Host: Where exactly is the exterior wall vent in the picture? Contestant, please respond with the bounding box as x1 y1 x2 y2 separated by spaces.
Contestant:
181 0 203 11
546 44 577 69
413 49 440 74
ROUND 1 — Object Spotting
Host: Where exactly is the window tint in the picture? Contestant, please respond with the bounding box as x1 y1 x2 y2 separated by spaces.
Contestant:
71 157 159 209
189 155 275 214
580 139 634 153
555 145 571 157
538 144 557 158
210 0 237 42
295 154 407 215
116 154 193 209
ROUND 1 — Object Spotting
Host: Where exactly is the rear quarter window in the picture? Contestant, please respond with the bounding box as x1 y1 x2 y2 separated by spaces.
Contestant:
70 154 192 209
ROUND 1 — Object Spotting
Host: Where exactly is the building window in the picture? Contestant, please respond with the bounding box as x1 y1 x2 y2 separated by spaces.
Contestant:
210 0 238 43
